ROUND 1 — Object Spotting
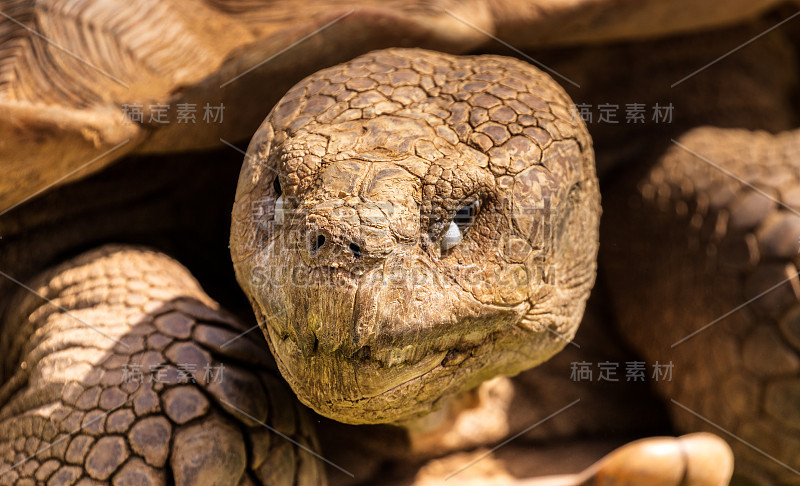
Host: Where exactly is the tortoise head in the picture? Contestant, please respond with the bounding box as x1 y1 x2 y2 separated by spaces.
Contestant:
230 48 600 424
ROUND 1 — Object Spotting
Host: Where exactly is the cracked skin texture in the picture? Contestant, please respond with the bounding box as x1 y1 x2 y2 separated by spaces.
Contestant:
230 48 601 424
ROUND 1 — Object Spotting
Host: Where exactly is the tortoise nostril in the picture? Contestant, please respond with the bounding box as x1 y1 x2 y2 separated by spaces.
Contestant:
312 234 326 253
349 243 361 258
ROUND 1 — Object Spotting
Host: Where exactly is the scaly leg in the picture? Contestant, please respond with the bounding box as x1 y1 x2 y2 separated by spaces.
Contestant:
0 245 325 485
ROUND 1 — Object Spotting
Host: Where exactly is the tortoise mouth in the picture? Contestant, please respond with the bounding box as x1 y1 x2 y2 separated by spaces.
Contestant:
270 323 450 394
261 310 568 425
263 321 480 424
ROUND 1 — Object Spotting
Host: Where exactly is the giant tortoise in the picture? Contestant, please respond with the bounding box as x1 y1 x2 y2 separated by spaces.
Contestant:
1 1 800 485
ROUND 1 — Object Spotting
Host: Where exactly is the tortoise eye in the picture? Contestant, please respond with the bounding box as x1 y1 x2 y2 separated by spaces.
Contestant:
273 176 282 196
453 200 478 228
441 200 480 252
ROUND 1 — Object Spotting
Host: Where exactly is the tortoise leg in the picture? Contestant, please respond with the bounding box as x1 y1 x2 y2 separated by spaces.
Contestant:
391 433 732 485
602 126 800 485
0 245 325 485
